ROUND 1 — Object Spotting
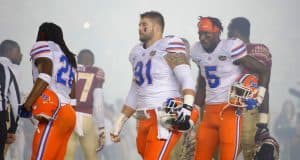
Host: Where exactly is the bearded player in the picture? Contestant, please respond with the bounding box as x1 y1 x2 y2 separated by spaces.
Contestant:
110 11 198 160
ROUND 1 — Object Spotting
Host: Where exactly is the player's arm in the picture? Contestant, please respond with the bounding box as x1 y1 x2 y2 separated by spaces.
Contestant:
69 78 76 108
6 70 21 133
23 58 52 111
90 69 106 150
110 79 136 142
235 55 270 88
235 55 270 119
164 52 195 98
194 67 206 108
164 51 196 131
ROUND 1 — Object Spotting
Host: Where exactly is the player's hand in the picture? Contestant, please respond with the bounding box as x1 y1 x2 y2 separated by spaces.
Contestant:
243 98 258 110
255 123 270 144
176 104 192 122
175 104 193 132
6 133 16 144
18 104 32 118
175 119 193 132
110 132 121 143
96 128 105 152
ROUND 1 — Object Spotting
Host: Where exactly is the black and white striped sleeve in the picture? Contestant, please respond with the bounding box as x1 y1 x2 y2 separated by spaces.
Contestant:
0 63 7 112
7 68 21 120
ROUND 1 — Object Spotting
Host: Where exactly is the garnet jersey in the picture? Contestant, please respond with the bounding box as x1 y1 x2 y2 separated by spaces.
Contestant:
191 38 247 104
75 64 105 114
247 43 272 69
30 41 76 104
126 36 187 109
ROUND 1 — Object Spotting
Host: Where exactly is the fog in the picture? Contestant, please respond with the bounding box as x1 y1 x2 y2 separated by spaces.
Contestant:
1 0 300 159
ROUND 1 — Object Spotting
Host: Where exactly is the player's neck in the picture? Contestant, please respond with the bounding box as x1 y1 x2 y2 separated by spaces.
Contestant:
240 37 250 44
206 39 220 53
144 34 162 49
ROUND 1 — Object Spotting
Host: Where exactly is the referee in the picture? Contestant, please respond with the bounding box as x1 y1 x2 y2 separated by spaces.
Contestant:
0 40 21 160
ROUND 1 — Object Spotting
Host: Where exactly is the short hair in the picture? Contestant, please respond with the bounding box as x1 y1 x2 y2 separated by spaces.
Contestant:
229 17 250 38
0 40 20 57
200 16 224 32
78 49 94 64
140 11 165 32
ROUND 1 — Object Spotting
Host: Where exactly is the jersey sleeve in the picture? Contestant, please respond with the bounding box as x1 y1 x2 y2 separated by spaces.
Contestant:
30 41 53 61
128 44 140 66
190 42 200 64
94 67 105 88
165 36 186 55
124 80 137 109
248 44 272 68
228 38 247 61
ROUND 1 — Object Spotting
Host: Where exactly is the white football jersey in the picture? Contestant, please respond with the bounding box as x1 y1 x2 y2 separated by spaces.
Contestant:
127 36 187 109
30 41 76 104
191 38 247 104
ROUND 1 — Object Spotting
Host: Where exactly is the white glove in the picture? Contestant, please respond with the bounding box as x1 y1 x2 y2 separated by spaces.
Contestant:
96 127 105 152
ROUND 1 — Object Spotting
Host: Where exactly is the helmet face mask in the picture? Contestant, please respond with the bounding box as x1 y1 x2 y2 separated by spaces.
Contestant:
228 74 258 107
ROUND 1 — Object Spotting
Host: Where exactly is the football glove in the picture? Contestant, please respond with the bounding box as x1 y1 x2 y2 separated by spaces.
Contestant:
255 123 270 144
175 104 193 132
176 104 192 122
18 104 32 118
96 127 105 152
244 98 258 110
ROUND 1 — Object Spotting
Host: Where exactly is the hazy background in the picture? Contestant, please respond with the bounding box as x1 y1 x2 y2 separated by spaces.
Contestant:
1 0 300 159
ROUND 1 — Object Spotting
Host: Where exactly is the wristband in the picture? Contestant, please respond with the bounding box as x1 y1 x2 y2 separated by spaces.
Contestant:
38 73 51 84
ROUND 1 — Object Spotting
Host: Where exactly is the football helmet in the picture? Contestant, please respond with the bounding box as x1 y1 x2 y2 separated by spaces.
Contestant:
32 88 60 120
158 97 183 131
228 74 259 107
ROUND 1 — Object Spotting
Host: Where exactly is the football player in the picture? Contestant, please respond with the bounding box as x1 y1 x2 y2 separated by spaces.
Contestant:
191 17 270 160
110 11 198 160
169 38 200 160
19 22 77 159
65 49 105 160
227 17 273 160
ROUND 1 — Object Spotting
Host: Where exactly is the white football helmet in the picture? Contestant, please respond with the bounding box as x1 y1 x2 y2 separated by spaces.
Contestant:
228 74 259 107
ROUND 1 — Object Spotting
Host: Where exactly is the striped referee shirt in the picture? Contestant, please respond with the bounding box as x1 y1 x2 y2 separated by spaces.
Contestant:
0 57 20 115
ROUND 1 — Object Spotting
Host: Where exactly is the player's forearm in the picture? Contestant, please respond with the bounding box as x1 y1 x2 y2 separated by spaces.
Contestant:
69 79 76 99
24 79 48 110
93 88 105 127
257 90 270 124
121 105 136 118
194 75 206 108
111 105 135 137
